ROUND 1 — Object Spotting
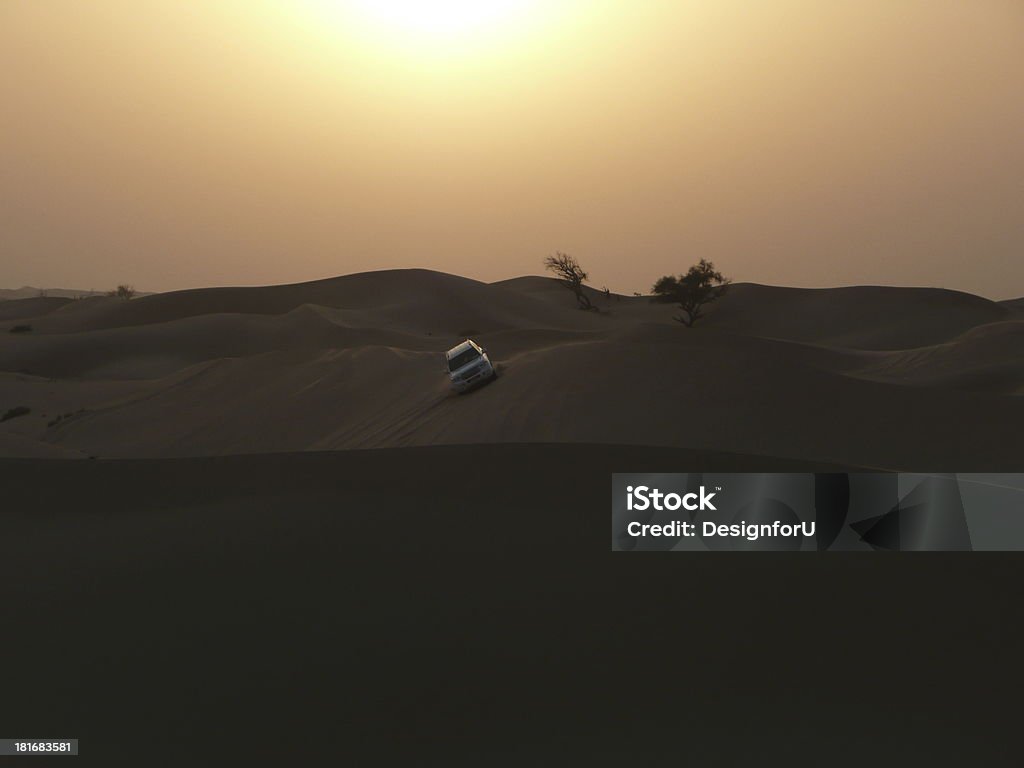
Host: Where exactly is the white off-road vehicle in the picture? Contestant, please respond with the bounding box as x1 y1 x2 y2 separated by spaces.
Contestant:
445 339 496 393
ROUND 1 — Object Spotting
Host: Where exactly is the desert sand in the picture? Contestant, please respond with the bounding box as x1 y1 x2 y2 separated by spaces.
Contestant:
1 268 1022 469
1 444 1019 765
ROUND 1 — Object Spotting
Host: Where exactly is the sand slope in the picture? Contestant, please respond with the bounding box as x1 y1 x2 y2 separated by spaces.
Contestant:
1000 297 1024 314
852 321 1024 394
0 296 73 323
1 269 1021 468
704 283 1010 349
25 269 607 334
7 445 1016 764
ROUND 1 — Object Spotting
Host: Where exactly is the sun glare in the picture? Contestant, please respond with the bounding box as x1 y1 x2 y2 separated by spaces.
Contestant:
347 0 537 39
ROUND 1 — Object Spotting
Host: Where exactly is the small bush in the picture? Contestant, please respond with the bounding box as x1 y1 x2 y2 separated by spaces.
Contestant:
9 324 32 333
1 406 31 422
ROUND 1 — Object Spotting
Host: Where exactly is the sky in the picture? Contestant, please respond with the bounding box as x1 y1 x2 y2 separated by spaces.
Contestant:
1 0 1022 298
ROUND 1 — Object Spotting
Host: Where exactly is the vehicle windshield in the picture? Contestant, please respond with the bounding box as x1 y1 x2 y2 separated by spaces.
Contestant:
448 347 481 372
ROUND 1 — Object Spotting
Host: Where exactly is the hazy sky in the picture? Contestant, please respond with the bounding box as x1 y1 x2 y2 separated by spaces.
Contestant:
2 0 1022 297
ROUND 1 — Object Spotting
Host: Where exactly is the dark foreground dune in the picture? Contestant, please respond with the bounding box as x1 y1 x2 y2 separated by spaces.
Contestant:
2 444 1020 766
1 269 1023 469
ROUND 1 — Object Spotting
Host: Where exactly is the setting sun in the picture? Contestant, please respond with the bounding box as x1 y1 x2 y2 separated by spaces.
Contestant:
345 0 538 39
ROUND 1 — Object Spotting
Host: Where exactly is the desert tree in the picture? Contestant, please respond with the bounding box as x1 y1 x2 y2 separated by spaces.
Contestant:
108 284 137 300
652 259 730 327
544 252 594 311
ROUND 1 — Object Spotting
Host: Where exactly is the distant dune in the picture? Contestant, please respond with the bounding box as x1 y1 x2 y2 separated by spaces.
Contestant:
1 269 1021 469
0 296 74 322
705 283 1011 349
0 287 117 301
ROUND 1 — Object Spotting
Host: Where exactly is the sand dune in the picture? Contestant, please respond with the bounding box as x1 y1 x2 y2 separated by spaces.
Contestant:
1 269 1021 468
0 431 89 458
704 283 1010 349
851 321 1024 394
1000 297 1024 314
18 444 1009 765
0 305 431 379
26 269 606 334
0 287 109 301
0 296 73 323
